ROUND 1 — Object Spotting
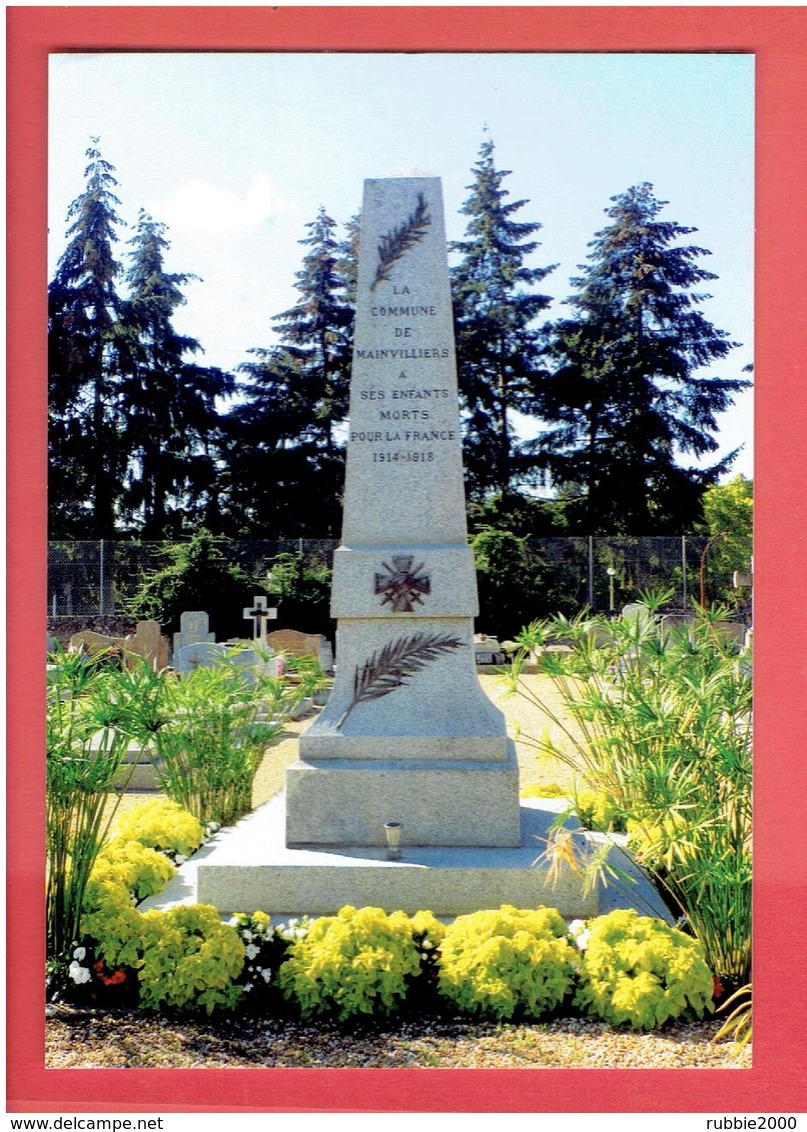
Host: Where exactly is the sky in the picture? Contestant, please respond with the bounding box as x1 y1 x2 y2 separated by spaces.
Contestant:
48 51 755 480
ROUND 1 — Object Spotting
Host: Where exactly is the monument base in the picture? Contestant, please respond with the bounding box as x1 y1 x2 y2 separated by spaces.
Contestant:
138 794 673 923
285 741 521 848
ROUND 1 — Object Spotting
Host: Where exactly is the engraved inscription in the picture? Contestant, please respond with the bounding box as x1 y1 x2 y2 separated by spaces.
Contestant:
374 555 431 612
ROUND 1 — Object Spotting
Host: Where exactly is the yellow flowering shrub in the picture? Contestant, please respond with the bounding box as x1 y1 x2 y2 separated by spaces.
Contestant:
277 905 433 1021
573 908 713 1029
113 797 204 858
437 905 578 1021
79 815 245 1014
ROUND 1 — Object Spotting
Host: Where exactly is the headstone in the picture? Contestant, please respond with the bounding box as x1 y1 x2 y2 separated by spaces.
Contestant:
227 647 283 681
266 629 325 661
173 640 227 676
123 620 169 671
473 635 506 665
172 611 214 655
242 595 278 646
318 639 335 674
286 177 519 849
68 629 125 655
46 632 58 654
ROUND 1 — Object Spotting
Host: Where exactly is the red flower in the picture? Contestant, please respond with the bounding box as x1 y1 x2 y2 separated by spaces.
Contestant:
93 959 127 987
713 975 725 1000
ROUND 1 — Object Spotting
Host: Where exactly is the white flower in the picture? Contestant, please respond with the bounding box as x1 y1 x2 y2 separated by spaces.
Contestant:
261 969 272 983
567 920 590 949
72 947 86 961
245 943 260 961
68 961 92 985
244 982 254 994
241 929 253 942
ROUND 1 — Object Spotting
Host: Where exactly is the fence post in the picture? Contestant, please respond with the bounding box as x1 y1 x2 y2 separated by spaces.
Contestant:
681 535 688 610
587 536 595 610
99 539 105 616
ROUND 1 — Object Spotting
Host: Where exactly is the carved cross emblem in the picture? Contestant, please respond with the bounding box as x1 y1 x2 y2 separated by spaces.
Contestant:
374 555 431 613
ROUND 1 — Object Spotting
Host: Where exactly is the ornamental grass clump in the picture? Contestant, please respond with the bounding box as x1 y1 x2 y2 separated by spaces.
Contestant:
277 905 444 1022
507 599 752 984
573 909 714 1030
437 905 579 1021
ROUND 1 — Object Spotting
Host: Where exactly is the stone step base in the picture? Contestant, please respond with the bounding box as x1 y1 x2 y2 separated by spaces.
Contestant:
138 794 672 923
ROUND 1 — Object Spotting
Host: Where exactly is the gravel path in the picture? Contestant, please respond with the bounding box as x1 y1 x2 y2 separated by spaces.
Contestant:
46 1005 750 1069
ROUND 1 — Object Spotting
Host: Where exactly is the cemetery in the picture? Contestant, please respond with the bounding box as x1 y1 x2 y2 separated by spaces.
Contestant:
45 178 752 1069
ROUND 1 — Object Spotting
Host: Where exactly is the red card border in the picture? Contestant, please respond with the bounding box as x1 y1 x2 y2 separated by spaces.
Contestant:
7 4 807 1114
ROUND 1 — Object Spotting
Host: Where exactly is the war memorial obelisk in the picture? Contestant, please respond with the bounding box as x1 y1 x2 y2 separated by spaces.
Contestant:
188 178 599 919
285 177 521 848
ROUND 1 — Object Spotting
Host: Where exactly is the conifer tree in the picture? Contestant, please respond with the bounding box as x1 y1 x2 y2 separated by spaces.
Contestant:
451 137 555 501
537 183 750 533
48 139 127 536
119 210 233 536
226 207 353 536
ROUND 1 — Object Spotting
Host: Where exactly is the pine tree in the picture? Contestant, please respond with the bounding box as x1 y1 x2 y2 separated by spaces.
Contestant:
225 208 353 536
538 183 750 534
451 138 555 501
119 210 233 537
48 139 127 536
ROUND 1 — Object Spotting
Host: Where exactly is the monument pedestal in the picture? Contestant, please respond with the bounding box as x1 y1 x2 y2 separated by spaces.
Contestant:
286 745 521 848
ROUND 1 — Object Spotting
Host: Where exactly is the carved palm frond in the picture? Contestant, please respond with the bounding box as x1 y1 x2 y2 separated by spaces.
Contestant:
370 193 432 291
336 630 464 728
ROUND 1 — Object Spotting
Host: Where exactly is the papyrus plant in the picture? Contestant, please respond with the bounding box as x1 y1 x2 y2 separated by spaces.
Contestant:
506 600 752 984
145 651 300 827
46 650 159 961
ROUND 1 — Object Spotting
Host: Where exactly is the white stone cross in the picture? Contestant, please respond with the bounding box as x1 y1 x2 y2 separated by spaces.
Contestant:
242 595 277 644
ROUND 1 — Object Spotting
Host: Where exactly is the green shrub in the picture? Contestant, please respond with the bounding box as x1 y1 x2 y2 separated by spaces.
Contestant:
437 905 579 1021
78 805 245 1014
113 797 205 860
88 838 176 903
137 904 244 1013
126 529 256 640
276 905 435 1021
573 909 714 1029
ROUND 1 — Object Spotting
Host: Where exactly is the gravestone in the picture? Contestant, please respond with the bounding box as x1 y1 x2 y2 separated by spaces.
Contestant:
242 595 278 646
172 611 214 655
266 628 325 661
173 640 227 676
124 620 169 672
286 177 520 848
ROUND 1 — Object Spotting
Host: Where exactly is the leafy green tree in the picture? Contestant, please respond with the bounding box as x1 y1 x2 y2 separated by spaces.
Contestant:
697 474 753 610
471 528 539 639
266 551 333 637
451 138 555 502
126 529 256 640
119 210 234 537
48 139 128 536
537 183 750 534
224 208 353 537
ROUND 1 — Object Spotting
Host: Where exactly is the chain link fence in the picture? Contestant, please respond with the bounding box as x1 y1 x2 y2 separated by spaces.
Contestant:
47 536 745 622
